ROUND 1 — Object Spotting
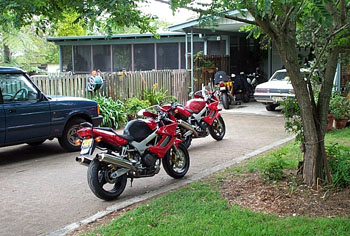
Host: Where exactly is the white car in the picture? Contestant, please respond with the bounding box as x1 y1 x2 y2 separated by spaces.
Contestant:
254 69 300 111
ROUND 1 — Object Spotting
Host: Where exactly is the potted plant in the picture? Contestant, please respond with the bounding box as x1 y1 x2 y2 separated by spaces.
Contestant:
329 92 350 129
194 51 216 73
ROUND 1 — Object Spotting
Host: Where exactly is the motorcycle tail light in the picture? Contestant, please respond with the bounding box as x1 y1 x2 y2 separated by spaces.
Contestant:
95 136 103 143
77 128 93 138
75 139 82 146
97 105 100 115
219 81 225 87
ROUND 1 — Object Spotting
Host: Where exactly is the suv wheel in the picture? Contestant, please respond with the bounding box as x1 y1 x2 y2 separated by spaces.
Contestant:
58 118 86 152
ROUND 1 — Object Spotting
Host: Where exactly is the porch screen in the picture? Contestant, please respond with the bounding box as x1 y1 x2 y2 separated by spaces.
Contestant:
134 44 155 71
157 43 178 69
180 42 204 69
113 44 131 71
93 45 111 72
73 45 91 73
208 40 226 55
61 46 72 72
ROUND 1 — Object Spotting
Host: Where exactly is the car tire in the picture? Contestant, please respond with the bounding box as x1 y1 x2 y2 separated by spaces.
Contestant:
58 117 86 152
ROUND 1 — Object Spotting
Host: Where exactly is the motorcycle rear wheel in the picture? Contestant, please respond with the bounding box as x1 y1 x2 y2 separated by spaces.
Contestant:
87 158 127 201
221 93 230 109
209 116 225 140
162 143 190 179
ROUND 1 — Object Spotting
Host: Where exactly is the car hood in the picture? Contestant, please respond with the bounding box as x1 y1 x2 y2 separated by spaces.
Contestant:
256 80 293 90
47 95 93 102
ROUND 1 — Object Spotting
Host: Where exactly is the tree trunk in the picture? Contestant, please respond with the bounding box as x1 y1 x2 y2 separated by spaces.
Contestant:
3 43 11 63
273 27 321 186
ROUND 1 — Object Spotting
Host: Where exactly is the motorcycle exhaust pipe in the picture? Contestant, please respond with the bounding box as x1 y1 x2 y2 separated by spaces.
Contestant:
97 153 137 172
178 120 198 137
76 156 91 167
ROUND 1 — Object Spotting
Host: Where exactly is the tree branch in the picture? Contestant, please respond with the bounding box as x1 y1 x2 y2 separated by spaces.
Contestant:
281 6 295 30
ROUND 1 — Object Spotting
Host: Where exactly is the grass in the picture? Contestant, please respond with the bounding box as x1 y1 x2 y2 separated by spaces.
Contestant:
82 128 350 236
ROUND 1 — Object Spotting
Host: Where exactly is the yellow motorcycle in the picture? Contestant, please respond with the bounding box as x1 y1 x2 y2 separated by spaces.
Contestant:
214 71 236 109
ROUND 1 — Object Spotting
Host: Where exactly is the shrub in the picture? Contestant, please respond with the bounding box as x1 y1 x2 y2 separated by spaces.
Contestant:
93 96 127 128
142 83 176 105
326 143 350 187
124 97 151 117
262 152 288 182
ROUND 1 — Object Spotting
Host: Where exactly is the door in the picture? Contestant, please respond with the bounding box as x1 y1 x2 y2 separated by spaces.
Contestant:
0 73 51 144
0 104 5 145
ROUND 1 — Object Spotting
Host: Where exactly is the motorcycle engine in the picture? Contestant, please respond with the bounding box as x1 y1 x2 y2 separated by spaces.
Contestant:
142 153 158 168
196 121 209 136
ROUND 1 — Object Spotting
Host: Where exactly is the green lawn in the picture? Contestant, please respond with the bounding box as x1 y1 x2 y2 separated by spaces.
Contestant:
83 128 350 236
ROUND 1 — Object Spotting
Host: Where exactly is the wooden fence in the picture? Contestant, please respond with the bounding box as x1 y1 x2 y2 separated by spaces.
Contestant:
31 70 190 104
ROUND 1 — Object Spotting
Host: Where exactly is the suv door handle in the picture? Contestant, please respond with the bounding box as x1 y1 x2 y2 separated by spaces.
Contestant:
8 109 16 113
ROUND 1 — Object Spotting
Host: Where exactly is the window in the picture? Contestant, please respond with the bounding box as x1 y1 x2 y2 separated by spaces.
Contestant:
134 44 155 71
157 43 179 70
93 45 111 72
208 40 226 55
0 74 38 103
61 46 72 72
73 45 91 73
113 44 131 71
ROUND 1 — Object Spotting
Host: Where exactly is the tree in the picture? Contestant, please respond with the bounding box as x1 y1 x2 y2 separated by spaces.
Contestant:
0 0 158 63
170 0 350 186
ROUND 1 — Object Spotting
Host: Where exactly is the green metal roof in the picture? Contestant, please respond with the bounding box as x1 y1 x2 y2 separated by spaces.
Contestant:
47 32 186 42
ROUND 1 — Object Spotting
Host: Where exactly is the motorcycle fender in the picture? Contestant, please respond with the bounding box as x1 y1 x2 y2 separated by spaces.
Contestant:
174 138 182 148
202 101 220 125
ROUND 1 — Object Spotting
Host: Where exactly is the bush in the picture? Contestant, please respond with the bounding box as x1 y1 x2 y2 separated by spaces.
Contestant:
142 83 176 105
262 152 288 181
124 97 151 118
93 96 127 128
326 143 350 187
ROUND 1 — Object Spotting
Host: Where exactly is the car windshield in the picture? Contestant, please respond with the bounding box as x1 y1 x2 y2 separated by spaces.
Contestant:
270 71 289 81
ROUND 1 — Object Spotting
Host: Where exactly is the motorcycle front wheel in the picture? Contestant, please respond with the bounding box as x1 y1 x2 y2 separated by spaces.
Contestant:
221 92 230 109
87 158 127 201
162 143 190 179
209 116 226 140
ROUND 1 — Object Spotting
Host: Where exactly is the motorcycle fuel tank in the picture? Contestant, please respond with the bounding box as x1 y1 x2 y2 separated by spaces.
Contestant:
185 99 206 114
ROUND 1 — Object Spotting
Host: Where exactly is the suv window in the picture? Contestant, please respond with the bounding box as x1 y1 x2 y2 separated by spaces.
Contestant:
0 74 39 103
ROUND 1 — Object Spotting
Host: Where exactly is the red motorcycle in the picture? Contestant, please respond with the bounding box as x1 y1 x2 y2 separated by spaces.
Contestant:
162 86 226 148
75 105 190 201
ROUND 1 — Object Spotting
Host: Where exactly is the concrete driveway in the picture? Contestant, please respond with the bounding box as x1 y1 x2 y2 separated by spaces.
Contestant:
0 102 291 236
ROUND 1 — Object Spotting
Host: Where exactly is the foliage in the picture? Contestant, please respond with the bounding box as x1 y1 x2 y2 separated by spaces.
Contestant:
281 97 304 142
329 91 350 119
0 0 157 34
142 83 176 105
194 51 216 71
55 11 87 37
84 181 350 236
124 97 151 115
326 143 350 187
93 96 127 128
261 151 288 182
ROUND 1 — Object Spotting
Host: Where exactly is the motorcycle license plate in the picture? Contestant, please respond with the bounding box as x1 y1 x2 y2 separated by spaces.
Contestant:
220 87 227 91
80 139 93 155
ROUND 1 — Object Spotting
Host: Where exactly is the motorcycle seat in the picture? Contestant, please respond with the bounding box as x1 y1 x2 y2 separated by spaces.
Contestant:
96 127 134 142
186 108 194 114
117 134 134 142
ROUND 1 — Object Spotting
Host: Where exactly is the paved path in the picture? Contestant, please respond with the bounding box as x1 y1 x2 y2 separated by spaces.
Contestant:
0 104 290 236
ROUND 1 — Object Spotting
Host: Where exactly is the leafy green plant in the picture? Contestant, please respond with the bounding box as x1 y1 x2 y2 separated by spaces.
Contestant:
142 83 175 105
329 91 350 119
194 51 216 71
93 96 127 128
124 97 150 117
262 151 288 182
326 143 350 187
281 97 304 142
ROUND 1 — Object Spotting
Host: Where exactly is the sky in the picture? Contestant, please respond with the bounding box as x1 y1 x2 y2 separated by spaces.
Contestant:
139 0 198 25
